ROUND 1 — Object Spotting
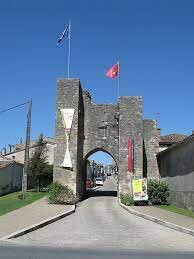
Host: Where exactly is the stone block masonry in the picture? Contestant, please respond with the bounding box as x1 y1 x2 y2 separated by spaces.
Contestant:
54 78 160 198
54 79 81 194
118 96 143 194
143 119 160 179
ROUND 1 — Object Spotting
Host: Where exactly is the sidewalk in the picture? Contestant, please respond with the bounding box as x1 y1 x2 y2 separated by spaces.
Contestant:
120 203 194 236
0 197 75 239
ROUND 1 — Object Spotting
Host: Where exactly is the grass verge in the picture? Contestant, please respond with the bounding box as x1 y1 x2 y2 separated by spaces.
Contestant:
158 205 194 219
0 191 47 217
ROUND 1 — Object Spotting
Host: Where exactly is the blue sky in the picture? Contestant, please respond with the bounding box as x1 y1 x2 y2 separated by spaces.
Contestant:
0 0 194 163
90 151 113 166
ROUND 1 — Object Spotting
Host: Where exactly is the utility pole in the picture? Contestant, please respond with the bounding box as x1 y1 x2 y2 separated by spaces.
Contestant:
154 112 160 127
0 100 32 198
22 99 32 199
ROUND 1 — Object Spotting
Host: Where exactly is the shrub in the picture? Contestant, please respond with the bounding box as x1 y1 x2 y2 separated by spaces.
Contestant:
48 182 77 205
120 193 134 206
148 179 170 205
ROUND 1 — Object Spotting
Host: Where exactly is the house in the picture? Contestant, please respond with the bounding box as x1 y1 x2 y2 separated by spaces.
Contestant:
0 157 23 196
0 137 55 193
159 134 188 152
2 137 55 165
157 133 194 210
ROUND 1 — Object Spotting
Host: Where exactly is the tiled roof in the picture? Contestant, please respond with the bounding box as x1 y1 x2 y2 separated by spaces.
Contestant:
160 134 188 144
158 134 194 156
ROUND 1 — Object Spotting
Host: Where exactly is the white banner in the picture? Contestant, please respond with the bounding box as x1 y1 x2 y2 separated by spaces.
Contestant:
61 143 72 168
60 109 75 168
60 109 75 132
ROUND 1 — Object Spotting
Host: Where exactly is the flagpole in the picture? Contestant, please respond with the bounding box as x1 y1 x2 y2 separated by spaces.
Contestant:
117 61 120 102
67 19 71 78
117 60 120 198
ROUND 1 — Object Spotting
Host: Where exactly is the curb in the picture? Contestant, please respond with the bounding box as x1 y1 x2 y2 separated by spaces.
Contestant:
119 202 194 237
0 205 76 241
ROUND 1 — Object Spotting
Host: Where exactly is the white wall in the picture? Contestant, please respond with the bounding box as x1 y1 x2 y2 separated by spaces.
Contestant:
0 163 23 196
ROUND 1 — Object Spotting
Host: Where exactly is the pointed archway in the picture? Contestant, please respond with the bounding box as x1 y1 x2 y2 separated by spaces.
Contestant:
82 148 118 197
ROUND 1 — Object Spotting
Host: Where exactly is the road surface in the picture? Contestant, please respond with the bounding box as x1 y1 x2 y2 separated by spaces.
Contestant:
1 176 194 258
10 176 194 251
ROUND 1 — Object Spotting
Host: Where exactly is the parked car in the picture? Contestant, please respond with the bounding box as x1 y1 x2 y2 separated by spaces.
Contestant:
95 177 103 186
86 179 94 188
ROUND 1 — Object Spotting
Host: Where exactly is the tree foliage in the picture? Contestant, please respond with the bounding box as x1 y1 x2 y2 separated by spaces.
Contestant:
27 134 53 191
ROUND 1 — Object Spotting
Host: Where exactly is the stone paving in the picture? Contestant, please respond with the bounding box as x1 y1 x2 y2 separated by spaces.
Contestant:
0 197 73 238
12 178 194 251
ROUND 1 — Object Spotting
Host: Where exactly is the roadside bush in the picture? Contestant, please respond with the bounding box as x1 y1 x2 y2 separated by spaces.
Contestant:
18 193 25 200
147 179 170 205
120 193 134 206
48 182 77 205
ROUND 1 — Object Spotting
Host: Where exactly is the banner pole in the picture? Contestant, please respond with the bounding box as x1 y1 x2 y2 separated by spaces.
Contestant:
67 19 71 78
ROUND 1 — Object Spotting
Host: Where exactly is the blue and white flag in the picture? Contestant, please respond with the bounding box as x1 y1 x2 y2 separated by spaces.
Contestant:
57 24 70 44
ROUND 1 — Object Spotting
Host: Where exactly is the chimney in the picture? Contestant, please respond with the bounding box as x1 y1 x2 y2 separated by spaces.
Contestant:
8 144 12 153
192 130 194 135
157 128 161 135
157 128 161 142
1 148 6 155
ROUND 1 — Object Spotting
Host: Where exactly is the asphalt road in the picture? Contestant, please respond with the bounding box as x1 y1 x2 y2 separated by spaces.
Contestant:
0 244 194 259
1 176 194 258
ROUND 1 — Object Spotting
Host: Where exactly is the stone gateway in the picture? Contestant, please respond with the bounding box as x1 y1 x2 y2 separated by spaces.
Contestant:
54 79 159 199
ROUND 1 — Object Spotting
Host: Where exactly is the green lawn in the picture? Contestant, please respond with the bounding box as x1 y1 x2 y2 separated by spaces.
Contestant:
158 205 194 219
0 191 47 217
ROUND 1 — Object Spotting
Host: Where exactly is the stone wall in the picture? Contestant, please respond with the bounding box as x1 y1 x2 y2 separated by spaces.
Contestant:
53 79 81 195
76 86 85 197
54 78 160 198
119 97 143 194
157 135 194 210
143 119 160 179
83 98 119 164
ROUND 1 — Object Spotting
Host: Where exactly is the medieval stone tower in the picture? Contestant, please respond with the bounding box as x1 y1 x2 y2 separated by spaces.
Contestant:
54 79 159 199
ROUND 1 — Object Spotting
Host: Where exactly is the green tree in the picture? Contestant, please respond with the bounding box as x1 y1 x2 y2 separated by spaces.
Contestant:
27 134 53 191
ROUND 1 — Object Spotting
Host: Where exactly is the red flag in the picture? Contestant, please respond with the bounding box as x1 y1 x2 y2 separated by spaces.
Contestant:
106 63 119 78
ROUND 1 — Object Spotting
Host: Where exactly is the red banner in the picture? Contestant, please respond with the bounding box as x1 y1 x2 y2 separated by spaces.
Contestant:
128 139 133 172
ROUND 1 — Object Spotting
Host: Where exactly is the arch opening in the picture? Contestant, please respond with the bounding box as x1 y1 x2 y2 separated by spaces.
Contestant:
82 148 118 198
